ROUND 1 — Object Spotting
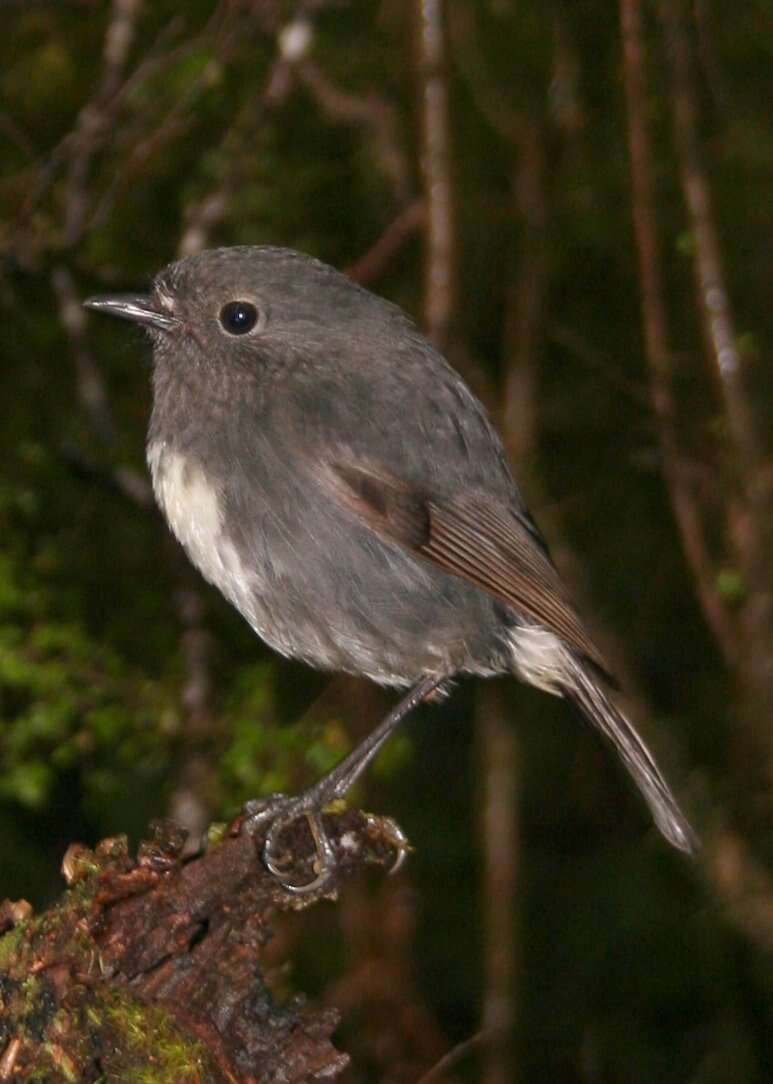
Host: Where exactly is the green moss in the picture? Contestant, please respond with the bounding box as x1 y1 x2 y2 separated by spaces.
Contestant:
0 921 27 967
205 821 228 847
0 877 103 984
100 991 215 1084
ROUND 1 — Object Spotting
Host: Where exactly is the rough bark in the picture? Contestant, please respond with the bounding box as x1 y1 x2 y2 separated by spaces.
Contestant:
0 807 405 1082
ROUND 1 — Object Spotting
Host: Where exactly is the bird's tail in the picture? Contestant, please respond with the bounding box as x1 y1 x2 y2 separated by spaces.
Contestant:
561 653 696 854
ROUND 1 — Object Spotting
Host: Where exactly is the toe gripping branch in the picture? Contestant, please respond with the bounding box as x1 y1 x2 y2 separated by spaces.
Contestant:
241 674 444 894
240 796 411 897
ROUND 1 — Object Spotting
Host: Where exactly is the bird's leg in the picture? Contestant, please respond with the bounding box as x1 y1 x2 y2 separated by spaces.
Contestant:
243 673 445 894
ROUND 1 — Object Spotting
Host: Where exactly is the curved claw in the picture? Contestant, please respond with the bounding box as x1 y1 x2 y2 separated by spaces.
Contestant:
386 824 410 875
364 813 411 875
244 793 412 895
263 809 340 895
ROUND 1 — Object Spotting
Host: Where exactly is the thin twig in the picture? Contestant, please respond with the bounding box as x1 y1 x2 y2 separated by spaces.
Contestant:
62 0 145 246
51 265 117 447
480 119 550 1084
659 0 773 774
167 570 218 843
416 0 455 350
346 200 424 285
660 0 763 475
477 684 518 1084
415 1030 491 1084
297 60 412 202
620 0 738 667
502 124 549 471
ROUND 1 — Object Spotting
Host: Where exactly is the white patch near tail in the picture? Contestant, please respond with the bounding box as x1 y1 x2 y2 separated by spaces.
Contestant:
507 625 567 694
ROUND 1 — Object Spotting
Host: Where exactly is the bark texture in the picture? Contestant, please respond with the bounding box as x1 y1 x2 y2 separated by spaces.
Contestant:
0 808 404 1082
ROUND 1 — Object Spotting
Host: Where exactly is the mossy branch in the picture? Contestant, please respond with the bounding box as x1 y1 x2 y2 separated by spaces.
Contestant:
0 807 404 1082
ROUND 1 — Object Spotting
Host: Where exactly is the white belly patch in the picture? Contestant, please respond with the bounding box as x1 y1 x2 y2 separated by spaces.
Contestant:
147 442 258 621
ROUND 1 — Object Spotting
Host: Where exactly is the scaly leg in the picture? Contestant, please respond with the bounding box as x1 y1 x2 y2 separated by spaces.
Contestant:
243 673 445 894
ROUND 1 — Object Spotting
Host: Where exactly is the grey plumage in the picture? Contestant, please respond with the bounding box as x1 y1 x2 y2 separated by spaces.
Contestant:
85 245 696 855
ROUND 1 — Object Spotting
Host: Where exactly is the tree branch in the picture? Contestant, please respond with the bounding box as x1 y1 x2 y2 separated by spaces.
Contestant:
0 808 406 1082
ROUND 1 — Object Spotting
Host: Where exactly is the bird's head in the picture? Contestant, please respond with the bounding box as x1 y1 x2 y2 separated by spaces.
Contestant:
84 245 412 383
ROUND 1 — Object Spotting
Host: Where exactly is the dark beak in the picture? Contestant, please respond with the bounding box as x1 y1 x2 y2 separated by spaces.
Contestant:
83 294 178 332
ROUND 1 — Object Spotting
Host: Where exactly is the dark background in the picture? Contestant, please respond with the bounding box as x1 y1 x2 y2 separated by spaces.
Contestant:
1 1 771 1080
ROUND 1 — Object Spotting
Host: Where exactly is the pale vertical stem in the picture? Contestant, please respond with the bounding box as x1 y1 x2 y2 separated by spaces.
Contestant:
619 0 738 668
659 1 772 636
416 7 517 1074
479 119 550 1084
659 0 773 775
101 0 145 101
167 571 218 844
478 682 519 1084
416 0 455 350
659 0 760 472
503 125 548 472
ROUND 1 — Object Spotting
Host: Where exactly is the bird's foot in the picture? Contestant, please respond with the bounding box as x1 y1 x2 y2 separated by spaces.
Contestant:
240 676 442 894
241 793 411 896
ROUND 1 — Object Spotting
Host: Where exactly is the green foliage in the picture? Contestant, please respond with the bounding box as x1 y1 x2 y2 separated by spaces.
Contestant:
0 490 174 813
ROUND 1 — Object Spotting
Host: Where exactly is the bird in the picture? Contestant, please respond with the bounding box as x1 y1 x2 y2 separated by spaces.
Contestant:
85 245 696 890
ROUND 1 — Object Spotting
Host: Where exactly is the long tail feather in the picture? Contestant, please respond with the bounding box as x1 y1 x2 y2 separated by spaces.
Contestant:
561 654 696 853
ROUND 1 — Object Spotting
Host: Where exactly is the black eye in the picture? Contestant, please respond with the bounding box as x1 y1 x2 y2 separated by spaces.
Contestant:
219 300 259 335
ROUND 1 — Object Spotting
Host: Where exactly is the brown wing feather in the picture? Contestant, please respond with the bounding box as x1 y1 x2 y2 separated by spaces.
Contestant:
326 462 609 675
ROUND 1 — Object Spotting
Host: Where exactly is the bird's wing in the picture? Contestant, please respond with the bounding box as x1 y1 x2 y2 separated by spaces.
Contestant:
320 460 609 676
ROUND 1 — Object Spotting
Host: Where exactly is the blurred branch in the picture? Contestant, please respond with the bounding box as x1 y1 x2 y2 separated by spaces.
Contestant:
447 3 522 142
416 1030 490 1084
90 8 239 236
619 0 738 668
0 112 36 160
51 264 117 445
418 3 522 1076
346 199 424 285
550 11 586 141
62 0 145 247
480 118 550 1084
324 878 464 1082
502 124 548 471
708 825 773 955
547 323 649 406
296 60 412 202
177 6 391 258
58 442 155 508
52 263 154 505
416 0 455 350
660 0 762 471
176 12 314 257
477 682 518 1084
659 0 772 647
4 5 227 254
660 0 773 796
693 0 729 114
167 571 219 843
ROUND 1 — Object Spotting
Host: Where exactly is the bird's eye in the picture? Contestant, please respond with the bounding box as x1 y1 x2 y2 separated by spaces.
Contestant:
219 300 259 335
